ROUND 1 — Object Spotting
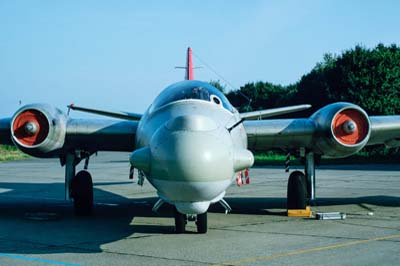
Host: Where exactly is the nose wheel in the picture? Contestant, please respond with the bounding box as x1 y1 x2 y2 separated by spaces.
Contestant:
174 207 208 234
174 207 186 233
196 212 207 234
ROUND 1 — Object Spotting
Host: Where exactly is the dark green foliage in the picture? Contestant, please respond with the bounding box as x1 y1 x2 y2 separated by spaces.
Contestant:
293 53 338 113
226 43 400 158
295 43 400 115
209 80 226 93
226 82 297 112
227 43 400 116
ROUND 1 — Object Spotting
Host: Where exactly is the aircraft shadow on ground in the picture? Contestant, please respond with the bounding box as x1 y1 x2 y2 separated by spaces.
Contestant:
220 196 400 215
255 164 400 171
0 182 399 254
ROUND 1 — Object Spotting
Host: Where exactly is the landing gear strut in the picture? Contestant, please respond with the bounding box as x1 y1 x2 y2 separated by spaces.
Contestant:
305 151 316 201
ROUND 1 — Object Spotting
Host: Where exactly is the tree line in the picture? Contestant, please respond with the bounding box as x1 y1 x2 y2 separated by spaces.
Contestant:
215 43 400 117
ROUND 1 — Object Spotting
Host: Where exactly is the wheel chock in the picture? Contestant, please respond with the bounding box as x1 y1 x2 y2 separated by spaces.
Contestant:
287 206 312 217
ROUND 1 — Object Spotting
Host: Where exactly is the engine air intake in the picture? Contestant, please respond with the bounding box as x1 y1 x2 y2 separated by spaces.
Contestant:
12 109 49 146
332 109 369 145
310 102 371 158
11 104 67 157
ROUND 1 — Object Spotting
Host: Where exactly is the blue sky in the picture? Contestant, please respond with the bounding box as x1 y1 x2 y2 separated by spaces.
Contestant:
1 1 399 116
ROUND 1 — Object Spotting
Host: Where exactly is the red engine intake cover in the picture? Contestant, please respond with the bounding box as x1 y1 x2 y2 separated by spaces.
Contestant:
13 110 49 146
332 109 368 145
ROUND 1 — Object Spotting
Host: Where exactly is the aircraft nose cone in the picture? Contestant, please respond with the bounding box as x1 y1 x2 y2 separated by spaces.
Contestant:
149 115 234 188
131 114 254 210
166 115 217 131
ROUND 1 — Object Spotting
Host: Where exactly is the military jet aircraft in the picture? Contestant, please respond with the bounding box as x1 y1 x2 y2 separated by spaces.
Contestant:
1 47 399 233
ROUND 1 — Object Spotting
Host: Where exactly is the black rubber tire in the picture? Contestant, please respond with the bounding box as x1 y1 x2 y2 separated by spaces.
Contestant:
196 212 207 234
70 170 93 216
174 207 186 233
287 171 307 209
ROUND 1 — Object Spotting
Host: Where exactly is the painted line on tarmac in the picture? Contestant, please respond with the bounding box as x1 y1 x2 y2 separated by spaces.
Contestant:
0 253 80 266
215 234 400 265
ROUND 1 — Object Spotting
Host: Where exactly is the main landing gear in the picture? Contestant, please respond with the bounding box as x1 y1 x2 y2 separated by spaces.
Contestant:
287 171 307 210
70 170 93 215
286 150 316 214
173 207 208 234
62 151 94 216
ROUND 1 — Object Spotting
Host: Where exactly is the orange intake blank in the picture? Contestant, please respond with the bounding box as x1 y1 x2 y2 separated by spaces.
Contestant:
13 110 49 146
332 109 368 145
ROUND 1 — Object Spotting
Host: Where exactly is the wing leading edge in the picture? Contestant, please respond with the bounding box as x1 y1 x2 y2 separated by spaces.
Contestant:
68 104 142 121
240 104 311 120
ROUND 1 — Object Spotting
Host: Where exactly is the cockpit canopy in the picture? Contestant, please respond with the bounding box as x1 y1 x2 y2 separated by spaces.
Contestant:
150 80 234 112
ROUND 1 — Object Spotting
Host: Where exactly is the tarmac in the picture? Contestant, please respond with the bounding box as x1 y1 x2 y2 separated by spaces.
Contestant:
0 152 399 266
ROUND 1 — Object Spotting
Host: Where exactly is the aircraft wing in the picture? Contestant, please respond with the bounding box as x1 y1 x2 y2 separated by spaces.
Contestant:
0 104 138 158
367 116 400 147
244 118 315 152
64 118 138 152
244 102 400 158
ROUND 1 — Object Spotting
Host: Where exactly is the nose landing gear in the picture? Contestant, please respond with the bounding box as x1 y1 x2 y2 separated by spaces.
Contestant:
196 212 207 234
174 207 187 233
173 207 208 234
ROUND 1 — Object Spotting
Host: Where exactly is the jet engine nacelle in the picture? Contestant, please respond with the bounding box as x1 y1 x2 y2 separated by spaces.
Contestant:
310 102 371 158
11 104 67 157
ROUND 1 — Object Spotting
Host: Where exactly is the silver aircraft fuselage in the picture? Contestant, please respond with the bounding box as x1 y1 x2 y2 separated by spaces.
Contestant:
130 80 254 214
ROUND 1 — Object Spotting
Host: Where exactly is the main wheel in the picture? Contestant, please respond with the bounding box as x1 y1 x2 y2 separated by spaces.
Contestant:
70 170 93 216
174 207 186 233
196 212 207 234
287 171 307 209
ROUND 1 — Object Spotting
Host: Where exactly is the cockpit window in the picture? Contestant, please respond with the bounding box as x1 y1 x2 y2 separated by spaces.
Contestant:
151 80 234 112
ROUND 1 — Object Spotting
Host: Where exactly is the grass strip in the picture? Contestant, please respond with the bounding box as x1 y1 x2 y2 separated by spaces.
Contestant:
0 145 30 162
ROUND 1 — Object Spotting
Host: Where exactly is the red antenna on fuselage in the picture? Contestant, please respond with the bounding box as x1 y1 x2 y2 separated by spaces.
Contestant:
186 47 194 80
175 46 196 80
